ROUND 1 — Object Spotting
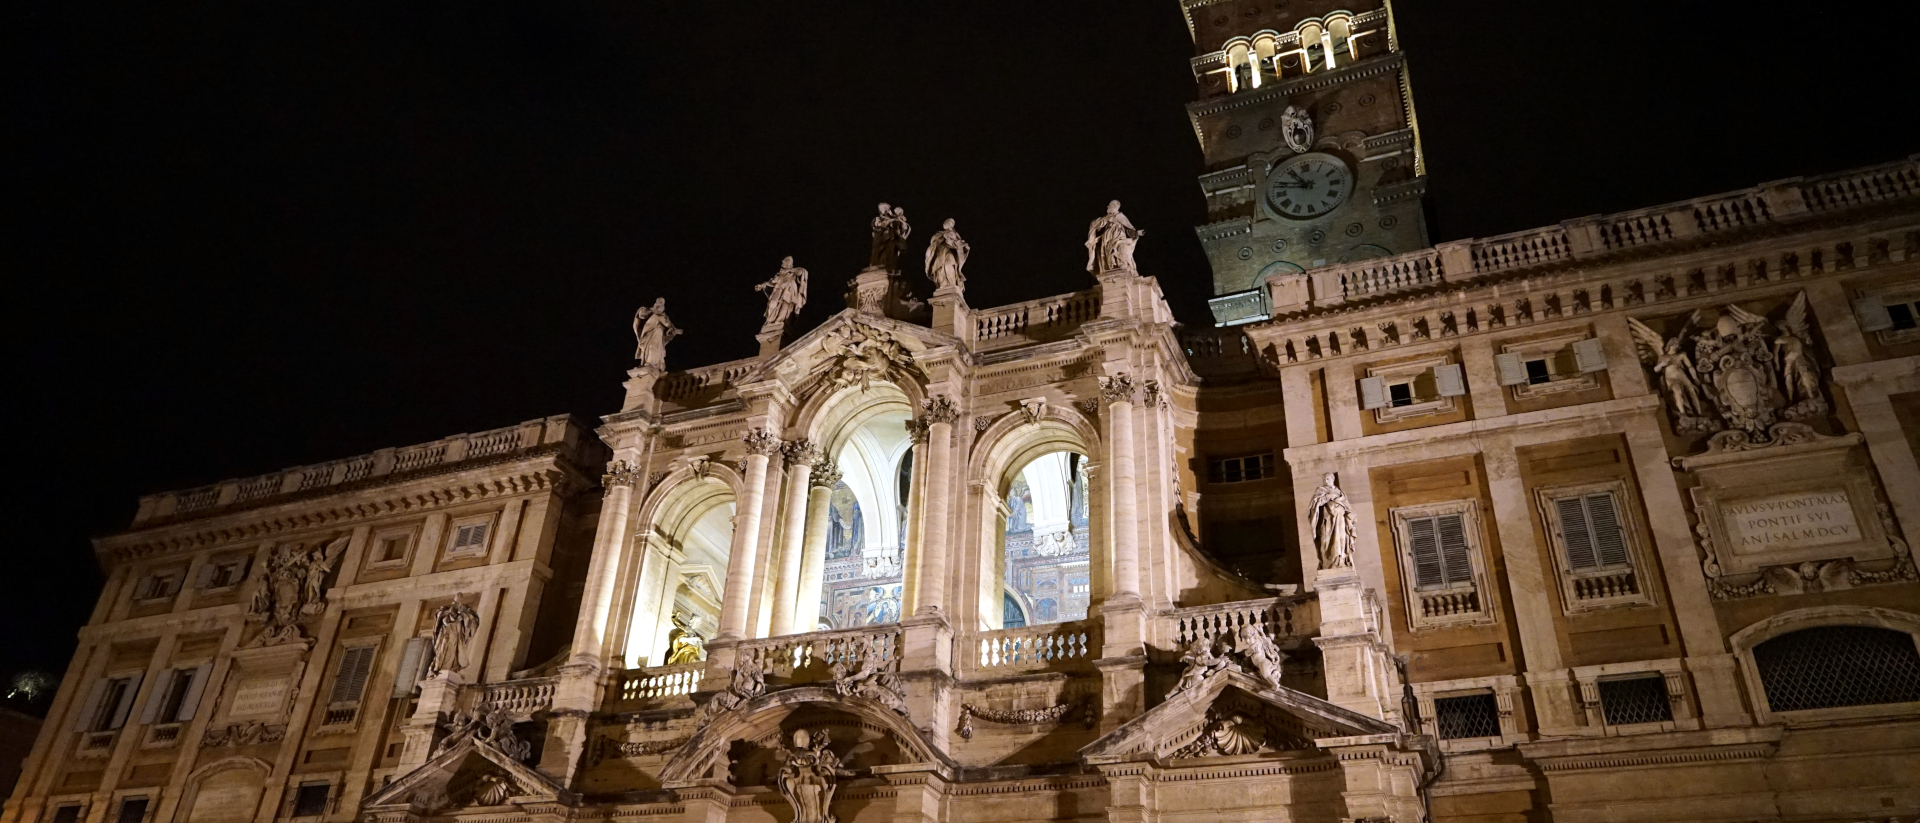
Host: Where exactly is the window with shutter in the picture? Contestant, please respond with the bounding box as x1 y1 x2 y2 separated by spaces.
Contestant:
1436 514 1472 584
328 646 377 706
448 520 491 555
1586 493 1629 567
1408 516 1443 588
1556 496 1598 570
1573 338 1609 373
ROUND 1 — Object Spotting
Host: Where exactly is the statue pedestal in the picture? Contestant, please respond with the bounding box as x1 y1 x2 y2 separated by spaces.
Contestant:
850 267 894 316
622 366 663 415
756 327 785 358
1311 568 1401 723
398 671 466 771
930 288 970 345
1094 270 1144 321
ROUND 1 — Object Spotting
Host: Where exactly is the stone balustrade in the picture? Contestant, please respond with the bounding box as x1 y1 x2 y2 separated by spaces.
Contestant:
472 676 557 719
965 619 1099 676
654 356 762 404
133 415 578 525
1163 596 1312 649
971 288 1101 351
734 624 902 683
1207 156 1920 325
611 663 702 710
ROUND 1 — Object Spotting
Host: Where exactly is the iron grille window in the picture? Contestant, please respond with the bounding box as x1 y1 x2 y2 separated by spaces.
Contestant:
115 798 149 823
291 784 331 818
1433 692 1501 739
1598 675 1673 726
1753 626 1920 712
1206 453 1275 484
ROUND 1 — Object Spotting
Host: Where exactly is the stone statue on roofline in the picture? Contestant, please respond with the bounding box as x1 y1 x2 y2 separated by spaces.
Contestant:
632 298 682 370
924 218 969 292
756 256 809 331
867 203 912 272
1085 200 1143 275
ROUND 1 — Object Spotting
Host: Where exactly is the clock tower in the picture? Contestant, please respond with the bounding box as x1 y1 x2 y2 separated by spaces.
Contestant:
1181 0 1430 323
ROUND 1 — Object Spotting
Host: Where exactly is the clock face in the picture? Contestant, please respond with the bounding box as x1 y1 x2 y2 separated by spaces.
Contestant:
1265 153 1353 220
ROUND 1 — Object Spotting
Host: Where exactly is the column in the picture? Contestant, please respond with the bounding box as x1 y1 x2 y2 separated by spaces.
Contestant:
718 428 783 641
795 460 840 633
569 459 642 663
769 441 820 635
914 395 960 616
1102 374 1141 602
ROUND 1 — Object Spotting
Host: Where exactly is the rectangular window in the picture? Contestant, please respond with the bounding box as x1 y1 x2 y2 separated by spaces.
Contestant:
1407 513 1472 590
1433 692 1501 739
1388 381 1415 407
325 645 378 726
51 806 82 823
1524 358 1552 385
115 798 149 823
1206 453 1275 484
1890 300 1918 331
1554 492 1630 571
135 572 182 602
198 556 250 589
1597 674 1674 726
377 535 410 563
291 784 331 818
447 521 491 556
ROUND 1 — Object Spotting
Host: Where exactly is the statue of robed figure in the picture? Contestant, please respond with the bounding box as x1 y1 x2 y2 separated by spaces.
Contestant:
756 256 809 330
1085 200 1143 275
632 298 682 370
924 218 969 292
1309 473 1355 570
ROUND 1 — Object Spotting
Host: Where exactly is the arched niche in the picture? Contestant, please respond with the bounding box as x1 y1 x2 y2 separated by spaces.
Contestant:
966 407 1100 630
800 382 918 633
621 467 740 668
179 757 272 823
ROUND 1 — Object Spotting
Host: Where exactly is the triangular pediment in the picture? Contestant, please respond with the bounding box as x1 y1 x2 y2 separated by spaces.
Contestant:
1082 669 1397 764
361 735 574 814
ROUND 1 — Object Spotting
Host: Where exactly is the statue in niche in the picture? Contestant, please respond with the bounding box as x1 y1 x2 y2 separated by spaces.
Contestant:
1773 293 1827 417
1085 200 1143 275
1309 473 1355 571
755 257 809 330
776 729 850 823
1234 623 1288 689
631 298 682 370
666 614 706 664
247 536 349 646
428 599 480 675
924 218 969 292
867 203 911 272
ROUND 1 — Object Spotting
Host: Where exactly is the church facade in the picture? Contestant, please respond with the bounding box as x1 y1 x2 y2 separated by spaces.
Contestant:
8 2 1920 822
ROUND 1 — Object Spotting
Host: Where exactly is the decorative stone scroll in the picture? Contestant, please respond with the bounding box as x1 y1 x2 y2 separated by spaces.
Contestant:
697 661 765 725
830 636 908 716
954 701 1077 740
201 721 286 748
776 729 851 823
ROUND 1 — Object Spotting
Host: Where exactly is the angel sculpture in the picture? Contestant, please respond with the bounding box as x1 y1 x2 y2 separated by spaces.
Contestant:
1169 637 1234 697
1629 316 1708 430
1233 623 1287 690
1773 292 1826 415
632 298 682 370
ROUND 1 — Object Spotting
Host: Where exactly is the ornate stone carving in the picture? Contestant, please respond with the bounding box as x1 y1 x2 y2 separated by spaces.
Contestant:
756 256 809 330
1633 293 1829 443
1280 105 1313 153
1440 310 1458 336
632 298 682 370
924 218 969 292
810 458 843 488
1234 623 1287 688
1085 200 1143 275
1075 398 1101 416
824 322 919 393
904 416 930 445
245 536 348 647
973 415 994 431
776 729 850 823
743 428 785 456
920 395 961 426
1377 321 1399 346
470 771 520 806
201 721 286 748
612 734 691 757
831 636 907 716
646 470 670 491
1168 637 1233 698
783 439 824 467
954 701 1077 740
1350 327 1369 351
603 460 642 489
1098 374 1136 405
665 614 706 664
698 661 764 724
1630 316 1712 432
1310 473 1356 570
439 708 531 762
1167 625 1288 697
867 203 911 273
428 599 480 675
688 457 715 480
1018 397 1049 426
1141 379 1163 408
1171 708 1270 758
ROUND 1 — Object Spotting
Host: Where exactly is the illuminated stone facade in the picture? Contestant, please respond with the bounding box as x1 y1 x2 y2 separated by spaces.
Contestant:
7 2 1920 822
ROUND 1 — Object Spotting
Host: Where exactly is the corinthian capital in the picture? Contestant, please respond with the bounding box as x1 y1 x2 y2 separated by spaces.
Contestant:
920 395 961 426
603 460 642 489
810 458 843 488
743 427 784 456
782 439 824 467
1098 374 1136 405
905 417 930 445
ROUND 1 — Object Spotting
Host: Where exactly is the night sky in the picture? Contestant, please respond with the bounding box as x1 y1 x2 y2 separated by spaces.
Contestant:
6 1 1914 695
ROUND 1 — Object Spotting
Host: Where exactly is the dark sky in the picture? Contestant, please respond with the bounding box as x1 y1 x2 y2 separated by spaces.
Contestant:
5 1 1914 689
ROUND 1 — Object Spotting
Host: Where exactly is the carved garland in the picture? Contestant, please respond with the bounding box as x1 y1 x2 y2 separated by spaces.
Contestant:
954 701 1079 740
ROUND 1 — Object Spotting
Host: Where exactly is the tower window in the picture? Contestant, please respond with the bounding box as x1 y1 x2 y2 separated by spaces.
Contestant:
1206 453 1275 483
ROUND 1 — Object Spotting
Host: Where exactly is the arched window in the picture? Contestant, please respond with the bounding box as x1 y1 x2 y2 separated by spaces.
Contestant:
1001 451 1091 626
1752 626 1920 713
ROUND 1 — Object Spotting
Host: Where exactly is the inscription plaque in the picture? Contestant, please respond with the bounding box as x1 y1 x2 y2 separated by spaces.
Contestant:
1725 490 1859 556
229 676 289 719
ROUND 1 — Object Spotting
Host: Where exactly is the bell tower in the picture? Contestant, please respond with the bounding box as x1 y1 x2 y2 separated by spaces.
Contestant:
1182 0 1429 323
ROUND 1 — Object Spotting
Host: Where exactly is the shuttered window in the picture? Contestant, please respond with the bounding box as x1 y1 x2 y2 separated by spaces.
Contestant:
328 646 378 706
1555 492 1630 571
449 522 490 555
1408 513 1473 589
